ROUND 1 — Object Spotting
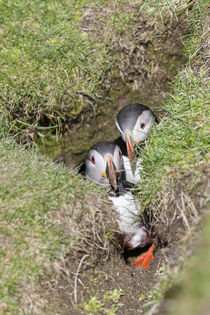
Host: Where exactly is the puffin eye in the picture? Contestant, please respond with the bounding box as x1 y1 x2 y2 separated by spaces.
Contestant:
90 156 95 164
119 151 122 159
140 123 146 129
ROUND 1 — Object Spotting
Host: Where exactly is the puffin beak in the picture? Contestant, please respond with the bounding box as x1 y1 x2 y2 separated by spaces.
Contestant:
105 155 118 192
125 131 137 168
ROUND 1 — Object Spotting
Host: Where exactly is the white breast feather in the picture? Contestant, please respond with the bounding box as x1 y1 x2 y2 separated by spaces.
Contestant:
122 155 142 185
109 192 140 232
108 192 148 248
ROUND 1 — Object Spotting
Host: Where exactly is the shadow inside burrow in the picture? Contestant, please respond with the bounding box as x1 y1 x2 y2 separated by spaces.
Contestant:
122 237 168 266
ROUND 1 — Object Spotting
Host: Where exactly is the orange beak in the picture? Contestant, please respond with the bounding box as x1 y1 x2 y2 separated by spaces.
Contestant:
125 131 136 167
105 155 118 192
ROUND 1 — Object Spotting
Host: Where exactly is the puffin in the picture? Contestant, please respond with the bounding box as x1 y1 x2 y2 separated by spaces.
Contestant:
115 103 158 185
85 140 154 268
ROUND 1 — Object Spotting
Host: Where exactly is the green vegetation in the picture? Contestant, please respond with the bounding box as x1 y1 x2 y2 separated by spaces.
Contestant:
83 289 124 314
1 0 147 139
134 0 209 311
0 0 195 140
83 296 104 313
0 135 110 313
139 67 209 207
0 137 84 312
0 0 113 136
138 0 209 207
0 0 209 314
104 288 124 302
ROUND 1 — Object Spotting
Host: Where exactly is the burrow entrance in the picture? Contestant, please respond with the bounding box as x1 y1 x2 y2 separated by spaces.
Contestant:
39 10 195 315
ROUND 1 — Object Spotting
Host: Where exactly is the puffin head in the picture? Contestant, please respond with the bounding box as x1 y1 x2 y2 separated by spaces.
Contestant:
85 141 124 192
115 103 156 166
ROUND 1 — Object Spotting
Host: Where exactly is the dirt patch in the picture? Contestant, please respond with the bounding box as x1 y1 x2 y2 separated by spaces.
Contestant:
41 164 209 314
45 246 164 315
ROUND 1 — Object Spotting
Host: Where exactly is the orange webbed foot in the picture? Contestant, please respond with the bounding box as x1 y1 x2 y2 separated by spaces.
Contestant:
132 244 155 269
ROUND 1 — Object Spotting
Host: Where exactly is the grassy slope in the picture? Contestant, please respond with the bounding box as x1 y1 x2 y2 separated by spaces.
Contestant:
0 0 209 314
0 138 80 312
136 1 210 311
0 0 191 140
0 0 113 134
138 0 209 204
140 67 209 206
0 135 114 313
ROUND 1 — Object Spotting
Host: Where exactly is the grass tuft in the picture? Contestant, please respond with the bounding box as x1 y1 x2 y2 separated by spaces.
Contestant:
0 0 114 137
0 137 116 313
140 67 209 205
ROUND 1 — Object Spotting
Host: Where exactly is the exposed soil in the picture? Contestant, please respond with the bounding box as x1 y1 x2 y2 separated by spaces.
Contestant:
43 166 209 315
46 249 163 315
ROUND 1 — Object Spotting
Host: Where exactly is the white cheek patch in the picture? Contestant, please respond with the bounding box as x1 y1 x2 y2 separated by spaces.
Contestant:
85 150 109 185
132 110 155 142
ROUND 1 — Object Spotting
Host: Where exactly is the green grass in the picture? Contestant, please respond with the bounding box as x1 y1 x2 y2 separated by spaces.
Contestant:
138 0 209 209
139 68 209 207
0 0 114 135
0 0 209 313
0 136 104 313
134 0 210 311
0 0 194 139
1 0 148 139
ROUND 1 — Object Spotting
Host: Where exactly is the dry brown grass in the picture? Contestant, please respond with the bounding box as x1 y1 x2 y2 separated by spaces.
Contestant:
80 0 190 93
18 192 118 314
148 163 209 246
